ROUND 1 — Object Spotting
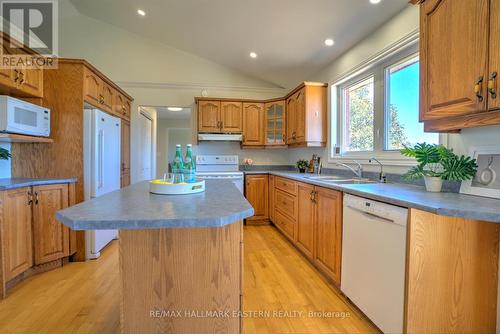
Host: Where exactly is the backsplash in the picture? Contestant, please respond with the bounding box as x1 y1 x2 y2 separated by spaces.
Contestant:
0 143 11 178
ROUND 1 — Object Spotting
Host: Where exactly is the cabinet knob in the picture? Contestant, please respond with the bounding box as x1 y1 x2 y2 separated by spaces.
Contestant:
488 72 497 99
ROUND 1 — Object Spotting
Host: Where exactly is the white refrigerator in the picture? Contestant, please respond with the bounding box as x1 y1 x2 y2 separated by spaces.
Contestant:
83 108 121 259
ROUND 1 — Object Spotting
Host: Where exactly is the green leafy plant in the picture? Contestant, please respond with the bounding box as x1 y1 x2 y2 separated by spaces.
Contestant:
296 159 309 171
0 147 11 161
401 143 478 181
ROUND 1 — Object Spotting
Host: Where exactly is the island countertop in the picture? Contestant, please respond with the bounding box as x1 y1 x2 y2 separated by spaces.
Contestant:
56 180 254 230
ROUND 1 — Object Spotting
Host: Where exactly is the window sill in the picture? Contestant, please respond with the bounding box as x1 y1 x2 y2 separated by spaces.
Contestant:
328 152 417 167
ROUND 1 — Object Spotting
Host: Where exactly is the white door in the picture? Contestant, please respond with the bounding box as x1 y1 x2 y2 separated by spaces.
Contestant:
139 113 152 181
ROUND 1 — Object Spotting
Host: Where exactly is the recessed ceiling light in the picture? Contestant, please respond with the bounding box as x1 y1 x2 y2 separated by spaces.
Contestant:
167 107 183 112
370 0 381 4
324 39 335 46
249 52 258 59
137 9 146 16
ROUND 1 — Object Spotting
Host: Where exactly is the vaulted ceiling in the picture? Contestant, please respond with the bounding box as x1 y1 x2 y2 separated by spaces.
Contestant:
69 0 409 88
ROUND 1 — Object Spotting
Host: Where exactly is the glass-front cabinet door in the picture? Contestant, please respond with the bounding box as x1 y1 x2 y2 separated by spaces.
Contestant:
265 100 286 146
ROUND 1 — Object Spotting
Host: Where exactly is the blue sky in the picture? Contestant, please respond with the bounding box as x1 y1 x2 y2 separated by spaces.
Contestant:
388 62 439 147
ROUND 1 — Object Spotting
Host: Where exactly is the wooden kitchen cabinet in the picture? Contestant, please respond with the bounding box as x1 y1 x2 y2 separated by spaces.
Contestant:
314 187 343 286
115 93 131 120
242 102 265 146
417 0 500 131
286 82 327 147
271 176 342 286
198 100 221 133
244 174 269 224
0 34 44 98
268 175 275 223
100 81 115 113
32 184 70 265
121 120 131 188
83 67 102 107
195 82 327 147
296 182 315 259
0 187 33 282
221 101 243 132
0 182 76 298
420 0 489 120
265 100 286 146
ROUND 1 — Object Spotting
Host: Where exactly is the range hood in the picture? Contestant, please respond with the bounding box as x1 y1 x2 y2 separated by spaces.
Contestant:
198 133 242 141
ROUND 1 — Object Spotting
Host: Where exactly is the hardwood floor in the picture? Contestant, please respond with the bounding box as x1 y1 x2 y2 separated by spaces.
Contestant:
0 225 376 333
244 225 377 334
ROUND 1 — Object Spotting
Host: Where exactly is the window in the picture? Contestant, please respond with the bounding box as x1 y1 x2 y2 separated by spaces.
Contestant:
342 76 374 152
332 43 441 164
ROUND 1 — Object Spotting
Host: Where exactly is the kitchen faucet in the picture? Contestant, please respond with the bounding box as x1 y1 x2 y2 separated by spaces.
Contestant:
335 160 363 178
369 157 387 183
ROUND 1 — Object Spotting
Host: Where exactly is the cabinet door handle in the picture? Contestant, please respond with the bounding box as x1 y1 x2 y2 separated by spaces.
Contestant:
488 72 497 99
27 191 33 206
18 71 24 84
34 191 39 205
310 190 315 202
474 76 484 102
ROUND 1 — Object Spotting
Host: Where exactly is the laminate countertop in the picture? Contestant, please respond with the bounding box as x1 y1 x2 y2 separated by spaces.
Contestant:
56 180 254 230
0 178 78 190
266 172 500 223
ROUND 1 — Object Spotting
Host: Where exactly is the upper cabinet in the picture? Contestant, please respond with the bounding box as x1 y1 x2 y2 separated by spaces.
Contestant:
195 82 327 148
198 100 222 133
242 102 265 146
265 100 286 146
0 34 43 98
83 66 124 115
221 101 243 132
418 0 500 131
286 83 327 147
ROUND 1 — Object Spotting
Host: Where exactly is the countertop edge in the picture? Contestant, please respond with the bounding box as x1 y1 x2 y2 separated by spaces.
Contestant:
261 171 500 223
56 207 255 230
0 178 78 191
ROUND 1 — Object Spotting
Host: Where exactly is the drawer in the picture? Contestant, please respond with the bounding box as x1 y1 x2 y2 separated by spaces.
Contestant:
275 177 297 196
275 189 297 220
275 209 295 240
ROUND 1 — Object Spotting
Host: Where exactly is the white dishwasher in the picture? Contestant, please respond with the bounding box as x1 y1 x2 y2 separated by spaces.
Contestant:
341 194 408 334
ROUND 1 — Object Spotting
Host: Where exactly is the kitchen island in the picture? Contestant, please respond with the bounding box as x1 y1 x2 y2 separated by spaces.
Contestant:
56 180 254 334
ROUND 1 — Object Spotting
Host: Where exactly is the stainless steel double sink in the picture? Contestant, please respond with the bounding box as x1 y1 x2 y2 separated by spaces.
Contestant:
303 175 375 184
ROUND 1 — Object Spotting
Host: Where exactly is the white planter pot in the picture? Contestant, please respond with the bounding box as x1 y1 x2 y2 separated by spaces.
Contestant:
424 176 443 192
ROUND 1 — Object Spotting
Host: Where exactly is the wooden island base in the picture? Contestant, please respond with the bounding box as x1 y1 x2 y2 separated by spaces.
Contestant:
119 221 243 334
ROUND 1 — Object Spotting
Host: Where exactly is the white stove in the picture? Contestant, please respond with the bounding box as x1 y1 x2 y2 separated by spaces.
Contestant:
196 155 244 193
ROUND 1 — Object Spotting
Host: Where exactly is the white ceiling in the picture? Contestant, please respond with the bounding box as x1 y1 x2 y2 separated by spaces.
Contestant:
148 107 192 120
69 0 409 88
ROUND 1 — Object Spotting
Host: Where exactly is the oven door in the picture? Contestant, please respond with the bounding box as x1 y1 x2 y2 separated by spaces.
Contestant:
196 173 244 193
6 100 50 136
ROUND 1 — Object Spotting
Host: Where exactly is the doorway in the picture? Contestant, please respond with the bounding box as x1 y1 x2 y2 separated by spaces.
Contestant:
138 111 153 181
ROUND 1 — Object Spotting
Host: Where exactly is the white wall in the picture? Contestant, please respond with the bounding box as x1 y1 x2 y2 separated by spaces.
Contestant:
0 143 11 178
57 0 287 183
157 118 191 177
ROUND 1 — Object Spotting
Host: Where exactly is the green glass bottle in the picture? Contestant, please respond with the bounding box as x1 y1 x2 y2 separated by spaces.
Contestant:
184 144 196 183
172 144 184 183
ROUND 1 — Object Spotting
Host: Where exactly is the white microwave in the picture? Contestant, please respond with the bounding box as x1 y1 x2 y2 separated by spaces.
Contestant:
0 96 50 137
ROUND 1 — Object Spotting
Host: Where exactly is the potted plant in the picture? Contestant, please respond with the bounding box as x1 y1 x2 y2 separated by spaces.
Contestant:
296 159 309 173
0 147 11 161
401 143 478 192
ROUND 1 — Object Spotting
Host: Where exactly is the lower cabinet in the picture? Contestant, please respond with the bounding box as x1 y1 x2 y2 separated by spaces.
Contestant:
32 184 70 265
0 183 76 298
270 177 343 286
268 175 275 222
1 187 33 282
296 182 315 259
244 175 269 223
314 187 342 286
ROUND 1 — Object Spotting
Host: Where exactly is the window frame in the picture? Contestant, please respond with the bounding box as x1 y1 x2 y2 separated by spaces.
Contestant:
329 39 446 166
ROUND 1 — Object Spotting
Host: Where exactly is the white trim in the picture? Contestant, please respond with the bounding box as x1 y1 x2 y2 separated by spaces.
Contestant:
116 80 286 93
328 29 446 166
